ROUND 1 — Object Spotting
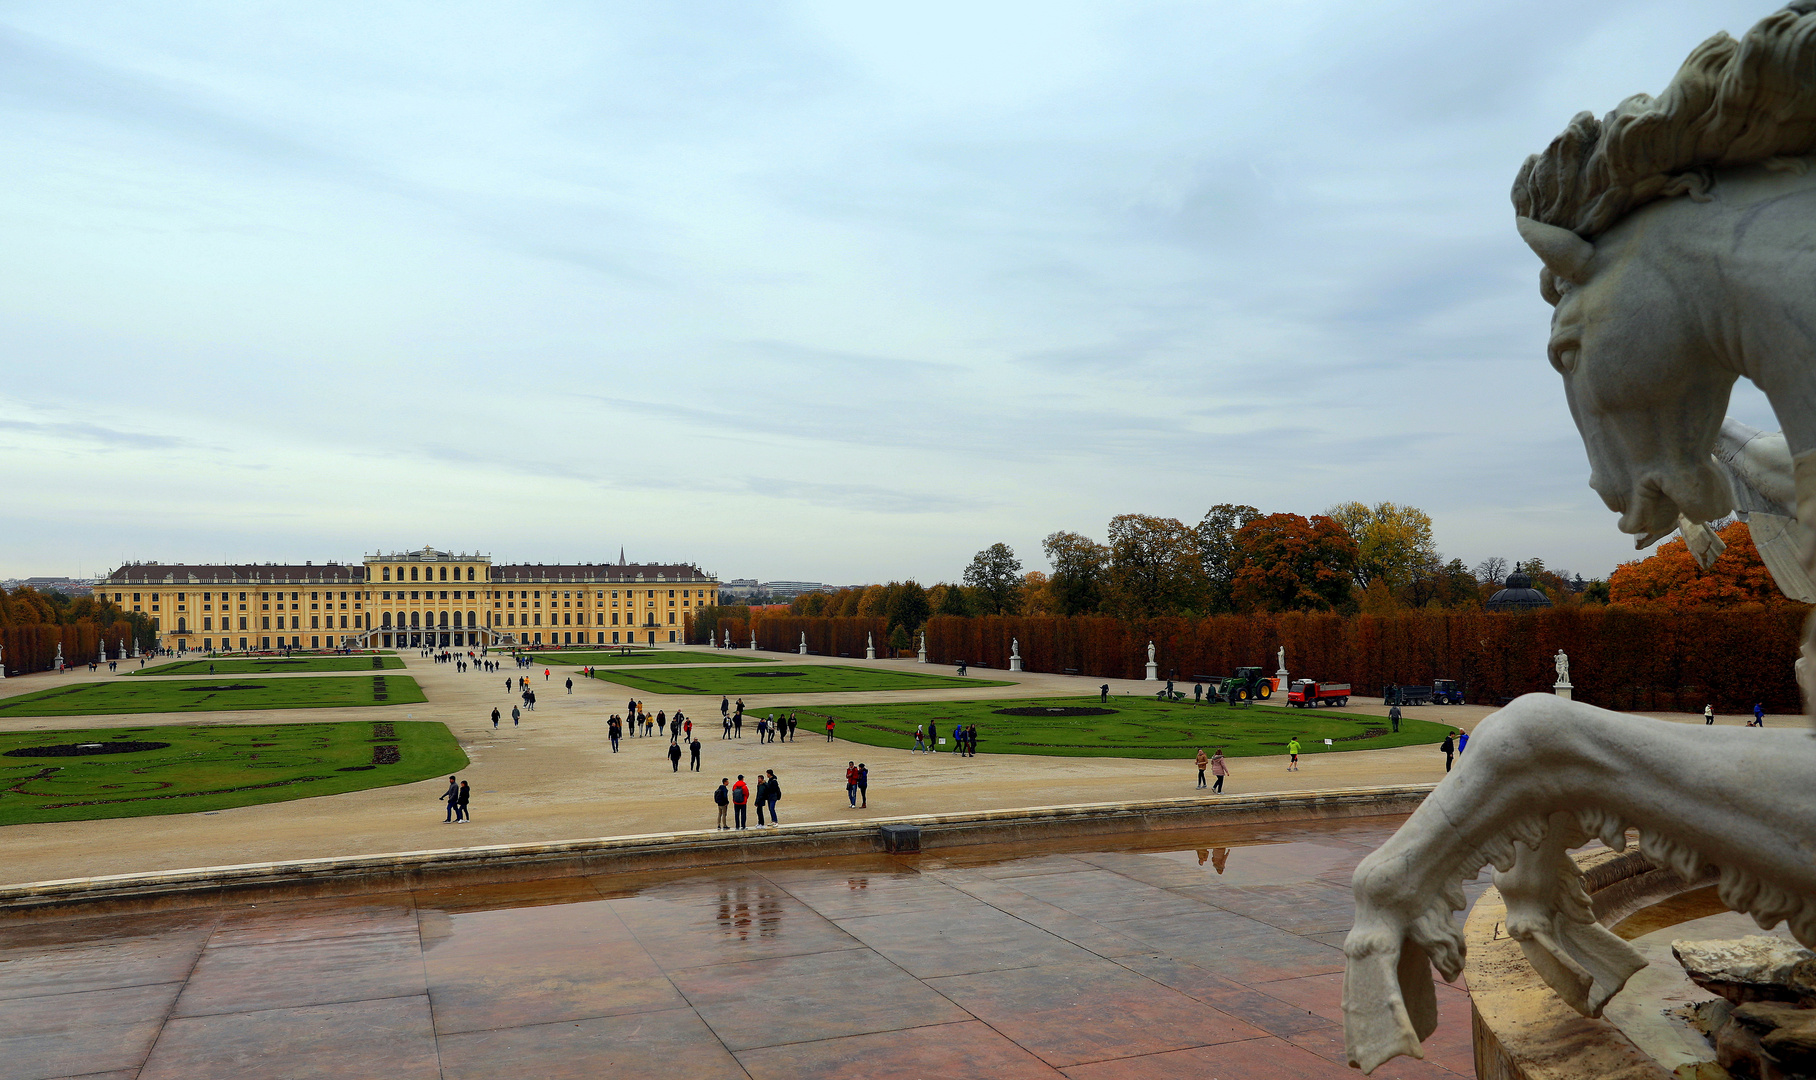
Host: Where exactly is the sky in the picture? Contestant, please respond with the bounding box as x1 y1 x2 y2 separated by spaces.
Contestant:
0 0 1787 585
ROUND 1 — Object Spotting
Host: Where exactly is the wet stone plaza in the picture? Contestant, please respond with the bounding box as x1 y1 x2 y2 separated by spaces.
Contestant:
0 816 1481 1080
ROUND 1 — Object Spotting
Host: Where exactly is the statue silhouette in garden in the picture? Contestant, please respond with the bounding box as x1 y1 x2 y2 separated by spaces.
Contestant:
1343 5 1816 1071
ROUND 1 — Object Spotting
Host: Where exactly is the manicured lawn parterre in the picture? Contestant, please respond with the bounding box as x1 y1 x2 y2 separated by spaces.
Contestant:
783 696 1452 759
134 655 405 676
0 675 427 717
0 720 466 825
589 664 1015 695
528 650 758 667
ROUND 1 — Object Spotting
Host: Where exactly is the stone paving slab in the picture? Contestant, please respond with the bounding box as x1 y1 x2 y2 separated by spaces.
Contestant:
0 816 1480 1079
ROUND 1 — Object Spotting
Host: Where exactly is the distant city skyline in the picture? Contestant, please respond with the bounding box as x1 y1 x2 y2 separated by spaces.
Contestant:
0 2 1778 583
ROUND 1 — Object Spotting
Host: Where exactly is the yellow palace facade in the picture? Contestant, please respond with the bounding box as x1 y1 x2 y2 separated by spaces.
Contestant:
97 547 719 653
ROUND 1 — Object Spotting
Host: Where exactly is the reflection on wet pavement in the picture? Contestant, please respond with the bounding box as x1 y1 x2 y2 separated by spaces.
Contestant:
0 815 1480 1079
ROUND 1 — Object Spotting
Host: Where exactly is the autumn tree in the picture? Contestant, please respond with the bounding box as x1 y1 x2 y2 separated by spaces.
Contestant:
1229 513 1359 613
963 543 1024 615
1020 571 1057 616
1609 521 1801 607
1195 504 1260 613
1042 530 1109 616
930 582 972 617
1473 557 1508 586
1326 501 1438 591
882 581 930 635
1103 514 1208 617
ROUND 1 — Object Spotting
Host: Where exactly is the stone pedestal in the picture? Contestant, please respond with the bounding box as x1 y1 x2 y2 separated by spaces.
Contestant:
1010 656 1022 673
1145 660 1158 681
1555 682 1573 701
1277 668 1289 693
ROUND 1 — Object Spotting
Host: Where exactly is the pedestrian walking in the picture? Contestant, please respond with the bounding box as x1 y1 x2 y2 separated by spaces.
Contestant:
1441 731 1455 772
683 717 692 741
658 711 668 738
764 769 781 825
668 741 682 772
731 774 749 828
720 695 729 717
846 761 859 807
440 775 459 822
544 668 550 681
1389 704 1401 733
714 778 730 829
1211 748 1228 793
722 714 732 739
1753 702 1766 727
455 781 471 822
491 707 500 730
927 721 938 753
788 713 798 741
690 738 702 771
511 705 520 726
566 677 573 694
1704 704 1715 725
824 717 834 742
733 712 743 738
855 764 867 809
1195 748 1208 789
609 715 622 751
1287 736 1301 771
914 725 925 752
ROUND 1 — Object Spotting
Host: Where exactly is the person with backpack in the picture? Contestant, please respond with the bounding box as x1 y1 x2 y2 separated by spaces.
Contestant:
714 778 730 829
1705 704 1715 725
565 677 573 695
490 707 500 730
731 774 749 829
927 721 938 753
1441 731 1456 772
824 717 834 742
608 715 622 752
914 725 926 753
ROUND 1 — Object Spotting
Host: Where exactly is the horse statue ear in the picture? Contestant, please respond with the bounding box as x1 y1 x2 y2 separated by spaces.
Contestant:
1516 216 1595 285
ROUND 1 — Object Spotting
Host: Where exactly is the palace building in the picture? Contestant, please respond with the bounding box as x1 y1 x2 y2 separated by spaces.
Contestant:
96 548 720 653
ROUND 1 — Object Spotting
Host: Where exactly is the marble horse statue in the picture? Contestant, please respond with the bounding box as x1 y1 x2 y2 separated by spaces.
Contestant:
1344 4 1816 1070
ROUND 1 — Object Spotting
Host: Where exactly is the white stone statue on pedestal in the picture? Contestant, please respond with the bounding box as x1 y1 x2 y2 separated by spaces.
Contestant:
865 632 875 661
798 631 808 655
1343 10 1816 1072
750 630 757 651
54 642 63 671
0 643 6 679
917 631 927 664
722 629 730 649
1552 649 1572 701
131 638 139 658
118 638 125 661
1009 637 1022 673
1276 646 1289 690
1144 640 1158 682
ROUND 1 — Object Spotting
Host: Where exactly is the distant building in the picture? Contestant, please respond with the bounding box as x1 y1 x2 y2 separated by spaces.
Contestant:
0 576 99 596
95 547 718 652
1484 569 1554 612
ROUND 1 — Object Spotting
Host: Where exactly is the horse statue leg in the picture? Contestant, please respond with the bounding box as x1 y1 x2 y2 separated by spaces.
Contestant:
1342 693 1816 1073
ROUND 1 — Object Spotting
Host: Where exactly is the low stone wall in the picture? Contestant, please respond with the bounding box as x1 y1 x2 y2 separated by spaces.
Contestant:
0 783 1432 919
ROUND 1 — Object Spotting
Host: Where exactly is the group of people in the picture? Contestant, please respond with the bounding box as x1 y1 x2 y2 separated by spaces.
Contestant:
438 775 472 822
844 761 870 807
1706 703 1770 726
1193 748 1229 792
910 721 979 755
714 771 782 828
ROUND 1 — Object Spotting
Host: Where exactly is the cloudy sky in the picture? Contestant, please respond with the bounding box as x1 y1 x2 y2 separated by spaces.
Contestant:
0 0 1784 585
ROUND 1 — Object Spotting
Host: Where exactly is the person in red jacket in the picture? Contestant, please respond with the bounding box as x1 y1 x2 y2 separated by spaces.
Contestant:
730 774 750 829
845 762 859 808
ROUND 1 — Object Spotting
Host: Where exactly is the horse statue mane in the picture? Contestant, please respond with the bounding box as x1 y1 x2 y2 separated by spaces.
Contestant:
1342 4 1816 1074
1514 1 1816 244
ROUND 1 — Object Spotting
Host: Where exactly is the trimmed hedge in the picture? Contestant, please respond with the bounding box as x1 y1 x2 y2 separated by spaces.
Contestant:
916 609 1806 714
2 621 136 675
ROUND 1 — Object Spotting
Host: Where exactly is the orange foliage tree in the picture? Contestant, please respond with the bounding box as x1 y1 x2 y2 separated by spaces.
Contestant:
1229 514 1358 613
1609 521 1798 607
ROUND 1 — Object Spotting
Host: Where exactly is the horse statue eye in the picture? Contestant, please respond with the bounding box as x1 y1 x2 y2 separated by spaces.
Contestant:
1550 345 1580 375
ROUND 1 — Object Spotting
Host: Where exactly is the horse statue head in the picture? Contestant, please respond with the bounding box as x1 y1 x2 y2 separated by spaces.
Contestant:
1513 0 1816 547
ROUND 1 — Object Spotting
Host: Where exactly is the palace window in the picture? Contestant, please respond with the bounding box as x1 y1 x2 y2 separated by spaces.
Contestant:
467 567 475 581
383 567 391 581
439 567 447 580
410 567 418 581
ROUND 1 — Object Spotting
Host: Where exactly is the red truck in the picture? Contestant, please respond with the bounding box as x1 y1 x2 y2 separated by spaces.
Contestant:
1288 680 1350 707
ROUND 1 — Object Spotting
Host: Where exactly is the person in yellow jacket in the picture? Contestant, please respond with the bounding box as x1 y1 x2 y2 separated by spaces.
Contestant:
1287 737 1301 771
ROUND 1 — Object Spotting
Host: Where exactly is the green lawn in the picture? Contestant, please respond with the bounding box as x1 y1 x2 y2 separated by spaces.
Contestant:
781 696 1451 759
135 655 405 676
0 720 466 825
0 675 427 717
589 664 1015 695
528 650 758 667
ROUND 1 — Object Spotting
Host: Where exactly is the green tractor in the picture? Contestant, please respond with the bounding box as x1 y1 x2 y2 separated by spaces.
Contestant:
1211 666 1276 705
